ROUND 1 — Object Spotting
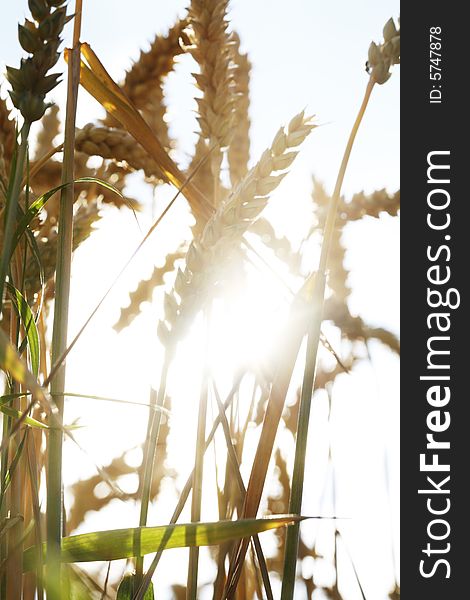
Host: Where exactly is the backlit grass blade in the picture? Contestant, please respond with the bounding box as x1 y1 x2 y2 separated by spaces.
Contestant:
0 122 30 317
23 225 45 293
12 177 122 253
23 515 301 572
0 430 27 505
0 404 48 430
0 330 45 405
6 283 40 378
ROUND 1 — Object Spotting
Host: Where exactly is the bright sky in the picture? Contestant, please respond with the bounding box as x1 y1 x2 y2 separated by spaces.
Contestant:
1 2 399 599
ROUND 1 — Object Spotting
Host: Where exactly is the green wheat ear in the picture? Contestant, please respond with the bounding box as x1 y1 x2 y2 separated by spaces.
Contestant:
6 0 73 123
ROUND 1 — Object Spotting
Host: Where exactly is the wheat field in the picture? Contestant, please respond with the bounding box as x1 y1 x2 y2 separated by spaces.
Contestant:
0 1 399 598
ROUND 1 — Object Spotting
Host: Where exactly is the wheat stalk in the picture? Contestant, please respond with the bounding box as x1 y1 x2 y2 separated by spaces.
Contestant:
47 2 83 595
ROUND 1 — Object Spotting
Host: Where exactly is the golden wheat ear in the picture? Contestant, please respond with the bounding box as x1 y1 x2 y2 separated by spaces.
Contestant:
189 0 236 188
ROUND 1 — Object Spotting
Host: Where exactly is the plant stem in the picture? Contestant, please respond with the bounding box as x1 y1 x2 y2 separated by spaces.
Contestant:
211 380 274 600
318 78 375 276
0 119 30 598
46 4 82 597
281 77 375 600
187 310 211 600
135 356 170 585
134 376 243 600
0 121 31 315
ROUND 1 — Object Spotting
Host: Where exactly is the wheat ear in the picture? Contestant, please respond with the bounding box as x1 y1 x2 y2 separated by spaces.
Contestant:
189 0 236 184
158 111 315 348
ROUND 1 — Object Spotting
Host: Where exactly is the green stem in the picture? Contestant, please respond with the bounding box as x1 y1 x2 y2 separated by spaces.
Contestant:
318 78 375 276
134 377 243 600
187 311 211 600
281 77 375 600
186 379 208 599
6 397 25 600
46 7 82 596
135 356 170 585
0 121 31 315
0 411 8 592
0 119 30 597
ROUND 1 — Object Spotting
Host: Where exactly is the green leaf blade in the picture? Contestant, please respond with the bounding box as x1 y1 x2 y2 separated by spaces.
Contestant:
23 515 299 572
6 282 40 377
13 177 122 254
